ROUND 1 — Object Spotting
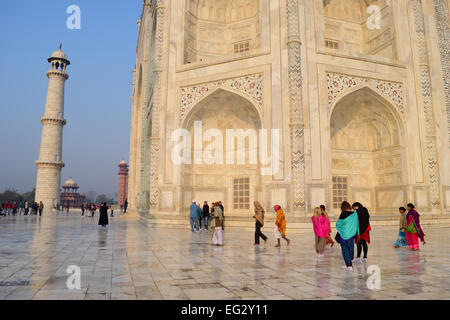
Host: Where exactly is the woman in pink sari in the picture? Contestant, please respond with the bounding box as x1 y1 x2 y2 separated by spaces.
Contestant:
312 207 331 257
405 203 426 251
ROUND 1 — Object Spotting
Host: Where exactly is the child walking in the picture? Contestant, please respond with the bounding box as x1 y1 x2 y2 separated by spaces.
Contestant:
393 207 409 248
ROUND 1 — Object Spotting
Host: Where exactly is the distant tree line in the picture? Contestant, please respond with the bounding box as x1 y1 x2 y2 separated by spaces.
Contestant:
0 189 116 206
0 189 35 203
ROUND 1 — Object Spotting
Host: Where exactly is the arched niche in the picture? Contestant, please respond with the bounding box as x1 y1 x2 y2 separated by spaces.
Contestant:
180 88 263 214
183 0 263 64
329 87 406 214
321 0 397 59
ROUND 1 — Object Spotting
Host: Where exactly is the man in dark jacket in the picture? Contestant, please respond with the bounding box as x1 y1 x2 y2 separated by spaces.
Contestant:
202 201 210 231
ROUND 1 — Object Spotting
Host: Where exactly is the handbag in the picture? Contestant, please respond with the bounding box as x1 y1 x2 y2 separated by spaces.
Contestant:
335 232 342 244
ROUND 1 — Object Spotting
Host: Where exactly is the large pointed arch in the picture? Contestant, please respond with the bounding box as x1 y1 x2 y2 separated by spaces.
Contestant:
177 88 264 215
328 86 408 214
182 86 263 129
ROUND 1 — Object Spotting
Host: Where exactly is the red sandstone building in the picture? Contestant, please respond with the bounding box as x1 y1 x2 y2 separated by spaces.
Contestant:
118 161 128 210
60 178 85 209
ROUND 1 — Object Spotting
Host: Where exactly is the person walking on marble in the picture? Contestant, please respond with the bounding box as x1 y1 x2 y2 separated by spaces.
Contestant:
24 201 29 216
274 205 290 247
394 207 409 248
335 201 359 271
98 202 109 228
253 201 268 245
312 207 330 257
91 203 96 218
405 203 426 251
353 202 371 263
38 201 44 216
211 202 224 246
81 203 85 217
190 200 201 232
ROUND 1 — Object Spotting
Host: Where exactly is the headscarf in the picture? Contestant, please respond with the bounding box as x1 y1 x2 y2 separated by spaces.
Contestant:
273 205 281 212
336 210 360 241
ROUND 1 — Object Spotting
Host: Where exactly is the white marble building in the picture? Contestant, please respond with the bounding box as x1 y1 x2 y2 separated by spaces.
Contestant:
128 0 450 221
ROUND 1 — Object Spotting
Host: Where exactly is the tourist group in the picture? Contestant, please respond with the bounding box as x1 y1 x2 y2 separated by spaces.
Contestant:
189 199 426 271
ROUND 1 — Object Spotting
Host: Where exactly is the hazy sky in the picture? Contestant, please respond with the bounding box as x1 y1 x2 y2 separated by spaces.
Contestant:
0 1 142 197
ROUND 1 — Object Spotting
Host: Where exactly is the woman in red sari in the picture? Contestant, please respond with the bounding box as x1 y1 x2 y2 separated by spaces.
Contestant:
405 203 426 251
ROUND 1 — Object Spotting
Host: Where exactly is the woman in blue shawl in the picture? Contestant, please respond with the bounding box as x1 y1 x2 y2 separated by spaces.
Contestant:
335 201 359 270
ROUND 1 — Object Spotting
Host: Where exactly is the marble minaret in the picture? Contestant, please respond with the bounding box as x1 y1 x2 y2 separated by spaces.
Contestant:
35 46 70 210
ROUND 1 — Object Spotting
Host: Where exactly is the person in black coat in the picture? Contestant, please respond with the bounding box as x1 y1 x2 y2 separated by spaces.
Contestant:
352 202 371 262
202 201 210 231
98 203 109 228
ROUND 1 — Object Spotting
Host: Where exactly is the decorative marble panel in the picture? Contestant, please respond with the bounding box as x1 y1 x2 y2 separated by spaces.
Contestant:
433 0 450 146
326 72 405 115
180 74 263 120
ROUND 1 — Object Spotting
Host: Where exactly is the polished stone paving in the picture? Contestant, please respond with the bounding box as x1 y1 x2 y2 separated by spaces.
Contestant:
0 213 449 300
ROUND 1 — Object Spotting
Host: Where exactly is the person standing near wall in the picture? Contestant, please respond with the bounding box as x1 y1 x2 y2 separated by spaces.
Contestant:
211 202 224 246
202 201 210 231
190 200 201 232
38 201 44 216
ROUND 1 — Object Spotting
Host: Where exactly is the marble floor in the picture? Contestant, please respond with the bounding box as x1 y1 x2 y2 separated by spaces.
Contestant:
0 212 449 300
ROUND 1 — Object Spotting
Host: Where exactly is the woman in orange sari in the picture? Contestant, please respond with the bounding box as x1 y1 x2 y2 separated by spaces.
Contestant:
274 205 291 247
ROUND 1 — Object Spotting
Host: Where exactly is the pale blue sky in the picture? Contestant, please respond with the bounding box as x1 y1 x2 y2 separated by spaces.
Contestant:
0 1 142 197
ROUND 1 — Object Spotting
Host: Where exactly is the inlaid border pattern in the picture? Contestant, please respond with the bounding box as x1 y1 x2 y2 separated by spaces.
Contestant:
433 0 450 146
326 72 405 115
180 74 263 120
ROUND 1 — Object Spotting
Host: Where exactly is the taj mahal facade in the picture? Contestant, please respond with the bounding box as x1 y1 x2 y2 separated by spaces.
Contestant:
128 0 450 221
